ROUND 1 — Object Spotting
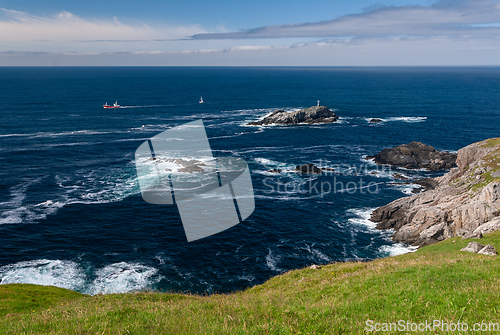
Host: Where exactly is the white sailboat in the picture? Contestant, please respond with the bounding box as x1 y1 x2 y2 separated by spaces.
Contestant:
199 96 204 104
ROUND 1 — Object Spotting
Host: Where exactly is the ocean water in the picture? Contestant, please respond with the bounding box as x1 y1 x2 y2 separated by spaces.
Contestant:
0 67 499 294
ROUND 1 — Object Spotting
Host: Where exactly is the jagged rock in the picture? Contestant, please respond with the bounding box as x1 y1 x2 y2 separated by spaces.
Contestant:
368 141 457 171
371 138 500 247
370 118 383 123
296 164 322 174
461 241 485 253
473 217 500 235
393 173 409 180
419 222 452 241
247 106 338 126
478 244 497 256
267 169 282 173
462 231 483 240
414 178 439 191
411 187 424 194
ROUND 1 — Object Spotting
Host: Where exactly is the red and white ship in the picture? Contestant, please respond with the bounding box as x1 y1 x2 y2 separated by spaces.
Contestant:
103 101 120 109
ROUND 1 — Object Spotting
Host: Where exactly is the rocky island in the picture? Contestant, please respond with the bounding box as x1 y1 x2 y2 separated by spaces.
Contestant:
247 106 338 126
367 141 457 171
371 138 500 247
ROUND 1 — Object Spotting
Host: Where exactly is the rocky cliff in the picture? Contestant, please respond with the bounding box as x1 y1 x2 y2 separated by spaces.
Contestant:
371 138 500 247
246 106 338 126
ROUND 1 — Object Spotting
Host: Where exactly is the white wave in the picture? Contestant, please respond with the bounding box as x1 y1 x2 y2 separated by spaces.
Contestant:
235 274 256 282
88 262 162 295
120 104 170 109
0 260 162 295
347 208 377 231
1 163 141 225
0 260 86 291
347 208 418 256
230 146 292 155
253 157 297 172
300 244 331 262
335 117 350 124
389 183 421 195
208 133 245 140
254 193 324 201
0 130 113 139
363 116 427 123
0 179 43 225
0 133 32 138
378 243 418 256
265 249 283 272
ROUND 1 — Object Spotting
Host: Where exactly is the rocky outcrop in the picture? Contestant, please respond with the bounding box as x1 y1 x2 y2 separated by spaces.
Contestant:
267 169 282 173
247 106 338 126
478 244 497 256
370 118 383 123
296 164 322 174
461 242 497 256
367 141 457 171
371 138 500 247
461 241 485 253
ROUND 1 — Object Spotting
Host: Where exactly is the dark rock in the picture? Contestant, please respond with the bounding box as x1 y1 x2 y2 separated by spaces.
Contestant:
247 106 338 126
462 231 483 240
295 164 322 174
411 187 424 194
369 141 457 171
370 118 383 123
414 178 439 191
267 169 282 173
393 173 409 180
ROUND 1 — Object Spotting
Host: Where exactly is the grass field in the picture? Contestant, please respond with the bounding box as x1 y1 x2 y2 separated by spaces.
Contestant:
1 232 500 334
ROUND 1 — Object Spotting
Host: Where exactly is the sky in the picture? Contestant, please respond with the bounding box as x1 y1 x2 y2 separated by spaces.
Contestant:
1 0 500 66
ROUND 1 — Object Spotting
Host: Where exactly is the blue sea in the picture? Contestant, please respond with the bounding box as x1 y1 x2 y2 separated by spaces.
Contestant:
0 67 499 295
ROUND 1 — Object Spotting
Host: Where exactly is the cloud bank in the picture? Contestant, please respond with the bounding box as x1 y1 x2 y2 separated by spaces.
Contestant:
191 0 500 40
1 0 500 65
0 8 207 51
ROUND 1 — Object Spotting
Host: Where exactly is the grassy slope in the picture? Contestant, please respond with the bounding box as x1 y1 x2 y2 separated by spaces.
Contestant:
1 233 500 334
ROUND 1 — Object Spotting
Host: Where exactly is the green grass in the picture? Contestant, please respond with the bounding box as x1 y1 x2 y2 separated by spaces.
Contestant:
0 284 84 317
2 233 500 334
482 138 500 149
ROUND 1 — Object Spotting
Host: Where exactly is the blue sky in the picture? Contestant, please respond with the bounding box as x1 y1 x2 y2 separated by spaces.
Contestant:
1 0 500 65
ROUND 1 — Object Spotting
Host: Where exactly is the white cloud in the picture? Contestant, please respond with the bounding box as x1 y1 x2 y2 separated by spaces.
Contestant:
191 0 500 40
0 8 207 51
